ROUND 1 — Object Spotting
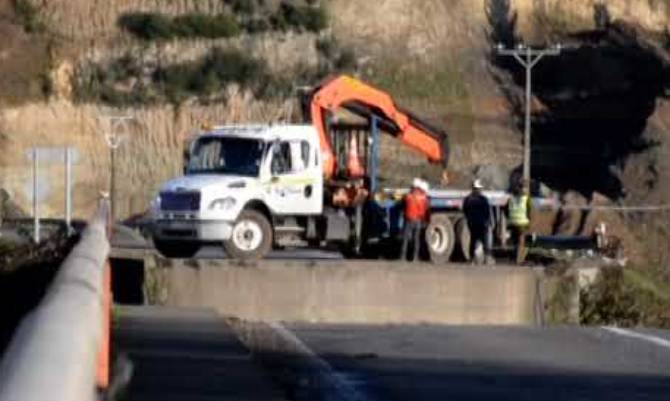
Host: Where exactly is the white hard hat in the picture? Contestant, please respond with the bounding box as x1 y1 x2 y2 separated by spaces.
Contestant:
418 179 430 192
412 178 422 188
472 179 484 189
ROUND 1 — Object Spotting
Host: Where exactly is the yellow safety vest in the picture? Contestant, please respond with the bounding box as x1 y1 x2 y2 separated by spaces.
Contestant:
509 195 530 227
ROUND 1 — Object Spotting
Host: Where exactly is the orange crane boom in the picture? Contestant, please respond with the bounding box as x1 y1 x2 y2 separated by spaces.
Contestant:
306 75 450 180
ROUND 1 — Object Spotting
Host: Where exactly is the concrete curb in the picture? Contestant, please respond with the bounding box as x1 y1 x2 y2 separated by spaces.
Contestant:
228 318 375 401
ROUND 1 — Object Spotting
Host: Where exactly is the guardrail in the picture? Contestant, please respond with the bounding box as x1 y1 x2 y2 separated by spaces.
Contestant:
0 199 112 401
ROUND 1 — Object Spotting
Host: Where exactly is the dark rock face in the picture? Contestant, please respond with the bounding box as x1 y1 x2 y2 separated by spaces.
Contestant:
490 10 670 198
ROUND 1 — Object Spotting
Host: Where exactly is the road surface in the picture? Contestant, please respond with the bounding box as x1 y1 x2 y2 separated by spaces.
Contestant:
194 245 342 260
110 226 343 260
114 306 286 401
284 324 670 401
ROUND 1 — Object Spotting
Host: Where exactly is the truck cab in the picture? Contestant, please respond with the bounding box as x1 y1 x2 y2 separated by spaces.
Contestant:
151 124 324 259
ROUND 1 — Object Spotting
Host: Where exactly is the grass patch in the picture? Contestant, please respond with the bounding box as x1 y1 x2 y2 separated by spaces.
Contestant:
366 58 473 140
580 267 670 328
624 268 670 302
531 1 594 39
369 61 470 109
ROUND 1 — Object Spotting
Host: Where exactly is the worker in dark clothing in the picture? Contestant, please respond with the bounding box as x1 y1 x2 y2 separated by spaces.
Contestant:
401 178 430 262
463 179 492 264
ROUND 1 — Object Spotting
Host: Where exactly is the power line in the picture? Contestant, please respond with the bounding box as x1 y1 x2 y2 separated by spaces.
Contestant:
560 205 670 212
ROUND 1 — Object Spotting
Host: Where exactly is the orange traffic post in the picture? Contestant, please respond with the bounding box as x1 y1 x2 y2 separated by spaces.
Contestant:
96 261 112 395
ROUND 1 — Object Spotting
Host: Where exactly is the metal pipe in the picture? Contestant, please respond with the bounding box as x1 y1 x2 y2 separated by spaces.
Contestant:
0 200 111 401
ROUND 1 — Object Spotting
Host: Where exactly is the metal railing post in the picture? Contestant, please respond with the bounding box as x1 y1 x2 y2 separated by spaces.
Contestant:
65 147 73 234
32 148 40 243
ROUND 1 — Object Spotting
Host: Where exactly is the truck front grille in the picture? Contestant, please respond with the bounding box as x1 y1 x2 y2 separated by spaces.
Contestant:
160 191 201 211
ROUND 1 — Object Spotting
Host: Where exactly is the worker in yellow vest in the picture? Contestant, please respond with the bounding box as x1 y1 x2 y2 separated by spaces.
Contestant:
507 181 531 264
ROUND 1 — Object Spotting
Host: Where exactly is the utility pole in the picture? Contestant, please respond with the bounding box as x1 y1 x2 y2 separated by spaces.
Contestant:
103 115 133 223
495 43 562 194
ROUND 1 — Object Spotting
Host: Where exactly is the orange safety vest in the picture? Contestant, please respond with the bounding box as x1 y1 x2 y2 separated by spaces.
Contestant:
405 190 429 222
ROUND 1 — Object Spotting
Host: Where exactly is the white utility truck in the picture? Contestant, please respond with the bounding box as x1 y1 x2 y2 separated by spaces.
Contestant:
151 124 326 259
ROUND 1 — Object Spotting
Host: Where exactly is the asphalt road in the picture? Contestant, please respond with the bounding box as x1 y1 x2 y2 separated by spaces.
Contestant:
194 245 343 260
110 226 343 260
285 324 670 401
114 306 286 401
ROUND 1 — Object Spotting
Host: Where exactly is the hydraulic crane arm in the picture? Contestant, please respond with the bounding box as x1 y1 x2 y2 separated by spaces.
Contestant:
306 75 450 179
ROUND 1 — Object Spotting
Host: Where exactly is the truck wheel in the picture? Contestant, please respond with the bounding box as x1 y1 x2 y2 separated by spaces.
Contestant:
455 217 471 261
425 214 455 264
224 210 273 260
154 240 200 259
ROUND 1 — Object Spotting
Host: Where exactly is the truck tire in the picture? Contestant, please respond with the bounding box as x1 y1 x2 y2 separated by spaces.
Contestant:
425 213 455 264
224 210 273 260
455 217 471 261
154 240 200 259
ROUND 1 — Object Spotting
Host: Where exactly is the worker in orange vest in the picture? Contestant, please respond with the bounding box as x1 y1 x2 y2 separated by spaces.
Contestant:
400 178 430 261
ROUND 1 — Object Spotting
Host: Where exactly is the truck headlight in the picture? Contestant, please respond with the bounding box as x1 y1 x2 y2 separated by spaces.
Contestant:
150 196 161 211
208 197 237 211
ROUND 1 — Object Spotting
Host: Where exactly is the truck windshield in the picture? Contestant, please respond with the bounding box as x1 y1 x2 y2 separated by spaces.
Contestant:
187 136 265 177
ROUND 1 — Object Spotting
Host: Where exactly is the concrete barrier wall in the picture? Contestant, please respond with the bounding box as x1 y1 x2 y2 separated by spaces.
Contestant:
153 260 541 325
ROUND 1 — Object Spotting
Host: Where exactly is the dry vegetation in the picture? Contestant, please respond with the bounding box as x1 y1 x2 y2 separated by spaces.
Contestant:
0 91 292 218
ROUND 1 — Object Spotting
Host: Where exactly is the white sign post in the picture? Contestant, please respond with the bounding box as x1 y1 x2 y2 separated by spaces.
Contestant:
27 147 81 242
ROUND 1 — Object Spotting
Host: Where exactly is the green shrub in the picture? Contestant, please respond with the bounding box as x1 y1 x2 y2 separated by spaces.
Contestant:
119 1 327 40
118 12 241 40
316 37 358 72
226 0 256 15
13 0 45 33
155 48 272 101
316 37 336 59
335 49 357 70
301 5 328 32
172 14 240 38
74 54 155 106
243 18 271 33
272 2 327 32
118 13 174 40
74 46 288 106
